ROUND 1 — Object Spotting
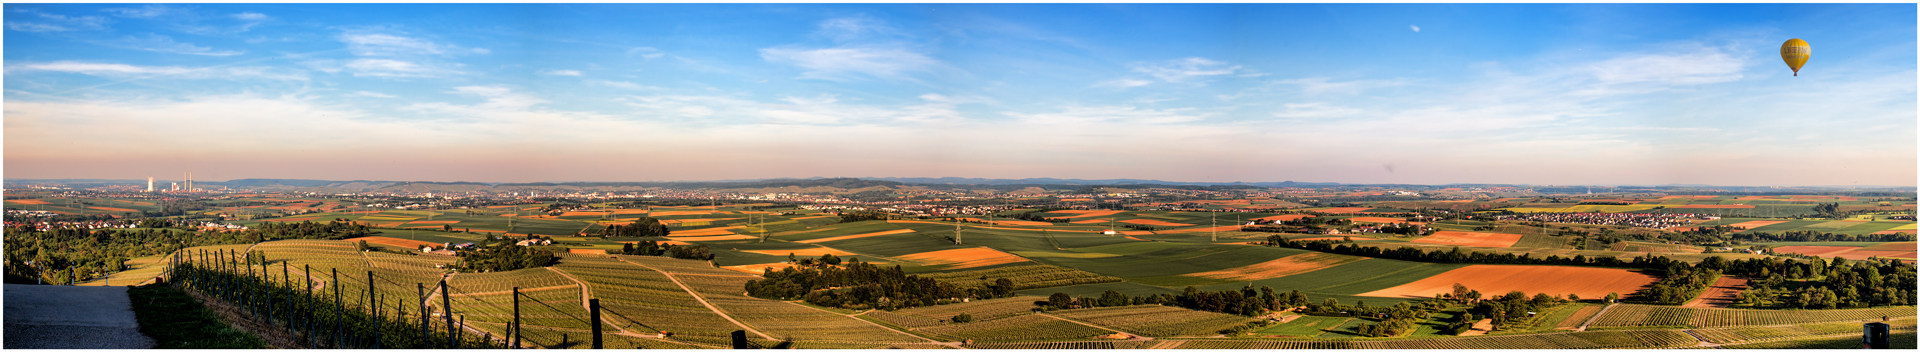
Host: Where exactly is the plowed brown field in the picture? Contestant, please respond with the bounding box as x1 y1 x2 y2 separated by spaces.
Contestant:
1411 231 1525 247
1121 219 1196 227
796 229 916 244
1184 252 1366 281
894 247 1029 269
1359 265 1659 299
1681 276 1747 308
742 247 859 257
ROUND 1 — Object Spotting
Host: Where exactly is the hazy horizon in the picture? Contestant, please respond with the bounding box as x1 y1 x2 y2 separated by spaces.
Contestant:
6 4 1915 187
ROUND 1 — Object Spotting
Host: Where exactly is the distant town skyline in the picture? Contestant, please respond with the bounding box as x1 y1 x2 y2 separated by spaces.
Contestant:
6 4 1914 187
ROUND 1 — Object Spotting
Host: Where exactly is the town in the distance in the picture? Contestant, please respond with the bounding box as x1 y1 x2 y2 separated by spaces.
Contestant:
4 176 1913 349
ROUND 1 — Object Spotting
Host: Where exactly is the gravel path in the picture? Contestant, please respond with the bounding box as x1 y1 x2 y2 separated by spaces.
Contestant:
3 284 157 349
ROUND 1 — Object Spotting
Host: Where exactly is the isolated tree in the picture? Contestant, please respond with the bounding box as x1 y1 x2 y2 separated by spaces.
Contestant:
1049 292 1074 309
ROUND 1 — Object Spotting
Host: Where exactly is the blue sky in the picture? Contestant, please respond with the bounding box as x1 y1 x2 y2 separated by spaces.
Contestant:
5 3 1914 186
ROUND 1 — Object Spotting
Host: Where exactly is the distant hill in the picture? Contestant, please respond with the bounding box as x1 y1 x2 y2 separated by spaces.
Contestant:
861 177 1344 187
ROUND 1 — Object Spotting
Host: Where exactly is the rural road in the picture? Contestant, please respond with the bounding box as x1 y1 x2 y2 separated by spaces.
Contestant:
3 284 157 349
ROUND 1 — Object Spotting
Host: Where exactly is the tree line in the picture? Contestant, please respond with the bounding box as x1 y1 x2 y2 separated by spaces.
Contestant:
744 255 1017 310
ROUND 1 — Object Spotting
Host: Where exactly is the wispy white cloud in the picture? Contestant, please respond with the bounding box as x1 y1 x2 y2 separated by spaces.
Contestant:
1272 103 1363 119
101 5 176 19
1093 78 1153 88
540 69 583 76
233 12 268 21
352 91 397 98
1132 57 1241 83
1007 105 1206 125
626 47 665 59
594 80 665 91
1410 25 1420 32
8 11 110 32
343 58 448 78
1585 45 1746 86
816 16 908 43
760 46 938 82
1276 77 1408 95
341 32 450 56
11 61 305 80
95 34 244 56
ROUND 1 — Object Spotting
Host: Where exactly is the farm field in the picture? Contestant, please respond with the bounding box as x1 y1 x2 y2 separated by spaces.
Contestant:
1359 265 1660 299
34 191 1917 349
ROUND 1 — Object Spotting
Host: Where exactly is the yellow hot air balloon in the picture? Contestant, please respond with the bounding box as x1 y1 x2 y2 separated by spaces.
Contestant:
1781 38 1810 76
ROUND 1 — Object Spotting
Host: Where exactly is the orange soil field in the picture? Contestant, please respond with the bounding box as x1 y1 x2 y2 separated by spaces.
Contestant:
262 217 321 222
894 247 1030 269
485 205 518 208
349 236 442 249
354 221 407 228
1292 237 1379 241
975 226 1098 233
886 220 946 225
1051 210 1123 219
1119 231 1154 236
797 229 917 244
659 218 740 225
1771 246 1856 256
1313 207 1375 214
560 211 607 217
407 220 460 224
670 226 746 237
1345 217 1420 224
1253 214 1315 222
1727 220 1788 229
1120 219 1197 227
1682 276 1748 308
673 235 758 242
6 199 51 205
984 220 1053 226
608 209 652 215
722 262 799 275
742 247 858 257
1158 225 1249 234
1411 231 1525 247
1773 246 1918 261
569 248 609 255
1071 218 1115 224
1864 242 1918 251
1674 205 1755 209
651 211 720 216
341 211 384 214
1359 265 1659 299
1184 252 1367 281
87 206 138 212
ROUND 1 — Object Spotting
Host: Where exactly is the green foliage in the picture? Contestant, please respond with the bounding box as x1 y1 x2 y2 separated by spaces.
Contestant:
454 242 558 272
952 312 974 323
127 284 269 348
599 217 670 237
745 255 1015 310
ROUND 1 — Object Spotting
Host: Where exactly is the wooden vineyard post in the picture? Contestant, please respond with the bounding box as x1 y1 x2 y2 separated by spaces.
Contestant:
333 268 343 348
419 283 430 347
442 280 454 348
370 271 380 349
590 298 602 349
283 261 291 336
305 264 315 348
512 287 521 348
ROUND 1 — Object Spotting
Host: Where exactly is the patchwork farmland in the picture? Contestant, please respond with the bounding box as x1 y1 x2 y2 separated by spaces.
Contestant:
14 185 1914 349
